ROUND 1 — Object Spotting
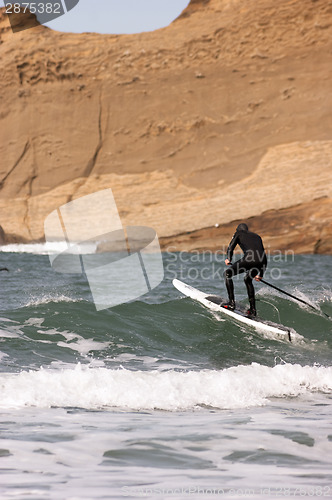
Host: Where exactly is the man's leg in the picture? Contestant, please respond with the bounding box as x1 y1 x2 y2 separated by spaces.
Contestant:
223 260 246 310
244 267 259 316
224 267 235 309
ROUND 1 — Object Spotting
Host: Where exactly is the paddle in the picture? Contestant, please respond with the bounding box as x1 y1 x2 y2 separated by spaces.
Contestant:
259 278 331 319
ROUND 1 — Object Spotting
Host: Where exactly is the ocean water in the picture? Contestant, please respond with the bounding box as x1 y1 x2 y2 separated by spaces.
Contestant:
0 247 331 499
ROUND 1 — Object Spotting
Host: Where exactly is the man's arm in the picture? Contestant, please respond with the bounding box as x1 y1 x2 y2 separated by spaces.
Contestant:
255 263 266 281
225 232 238 263
259 267 265 278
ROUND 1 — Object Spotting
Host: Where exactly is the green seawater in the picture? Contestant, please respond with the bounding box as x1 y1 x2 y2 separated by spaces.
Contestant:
0 249 331 499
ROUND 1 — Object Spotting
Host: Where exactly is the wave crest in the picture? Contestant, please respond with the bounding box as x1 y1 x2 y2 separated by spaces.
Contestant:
0 363 331 411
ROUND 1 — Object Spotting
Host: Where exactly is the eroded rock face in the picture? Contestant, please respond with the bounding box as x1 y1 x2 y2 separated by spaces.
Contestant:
0 0 331 252
159 197 332 255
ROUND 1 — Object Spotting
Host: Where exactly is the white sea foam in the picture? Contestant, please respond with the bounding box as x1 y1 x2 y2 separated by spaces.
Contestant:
57 338 110 355
0 328 21 339
24 295 82 307
258 285 331 313
0 363 331 411
24 317 45 327
0 351 9 361
0 241 97 255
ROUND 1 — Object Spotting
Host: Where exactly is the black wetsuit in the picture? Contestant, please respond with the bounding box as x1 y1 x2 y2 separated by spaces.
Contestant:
224 225 267 313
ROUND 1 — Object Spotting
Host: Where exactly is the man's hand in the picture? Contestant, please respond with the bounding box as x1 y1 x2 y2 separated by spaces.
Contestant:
225 259 231 266
255 276 262 282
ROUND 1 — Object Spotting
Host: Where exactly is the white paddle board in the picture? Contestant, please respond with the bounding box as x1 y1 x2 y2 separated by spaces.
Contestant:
173 278 292 341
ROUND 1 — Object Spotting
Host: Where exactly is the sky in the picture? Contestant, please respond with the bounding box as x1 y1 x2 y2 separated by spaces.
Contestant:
0 0 190 34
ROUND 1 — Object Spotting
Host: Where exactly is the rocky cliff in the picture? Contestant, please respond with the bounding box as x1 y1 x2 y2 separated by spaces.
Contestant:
0 0 331 252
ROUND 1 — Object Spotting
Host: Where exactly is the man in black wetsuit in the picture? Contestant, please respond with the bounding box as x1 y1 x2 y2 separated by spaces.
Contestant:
224 223 267 317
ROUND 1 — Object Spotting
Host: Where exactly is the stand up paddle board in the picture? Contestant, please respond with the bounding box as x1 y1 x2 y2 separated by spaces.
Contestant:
173 279 292 341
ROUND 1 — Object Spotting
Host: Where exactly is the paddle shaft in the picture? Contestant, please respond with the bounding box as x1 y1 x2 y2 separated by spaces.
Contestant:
260 278 331 319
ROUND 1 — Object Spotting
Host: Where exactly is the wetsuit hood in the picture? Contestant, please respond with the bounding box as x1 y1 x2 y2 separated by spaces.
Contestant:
236 223 249 232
